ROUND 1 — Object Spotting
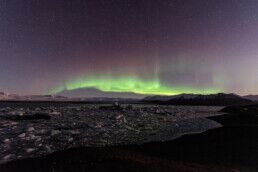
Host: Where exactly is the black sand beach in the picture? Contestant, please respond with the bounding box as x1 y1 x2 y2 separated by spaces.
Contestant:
1 105 258 172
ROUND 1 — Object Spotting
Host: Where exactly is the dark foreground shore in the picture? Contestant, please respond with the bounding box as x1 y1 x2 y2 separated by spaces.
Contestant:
1 105 258 172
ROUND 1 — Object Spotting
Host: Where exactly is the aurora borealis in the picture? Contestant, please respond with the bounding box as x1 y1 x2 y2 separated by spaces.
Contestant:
49 76 221 96
1 0 258 97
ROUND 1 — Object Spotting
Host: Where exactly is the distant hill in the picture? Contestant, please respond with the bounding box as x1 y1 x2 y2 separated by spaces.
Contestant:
1 94 69 101
243 95 258 101
143 94 199 101
142 93 254 106
57 88 145 99
74 97 139 103
1 90 256 106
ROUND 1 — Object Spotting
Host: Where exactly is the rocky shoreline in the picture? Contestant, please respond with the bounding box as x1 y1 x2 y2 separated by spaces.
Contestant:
0 103 223 164
1 104 258 172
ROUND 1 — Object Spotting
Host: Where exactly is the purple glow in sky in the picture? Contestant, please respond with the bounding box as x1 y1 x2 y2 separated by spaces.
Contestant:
0 0 258 96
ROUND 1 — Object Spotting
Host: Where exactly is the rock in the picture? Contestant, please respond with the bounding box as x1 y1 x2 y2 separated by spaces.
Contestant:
125 105 133 110
27 127 35 132
0 108 8 113
45 145 52 152
116 114 123 120
70 130 81 135
155 109 166 115
26 148 35 153
35 107 41 111
10 122 18 125
50 111 61 115
6 107 12 111
4 138 10 143
113 102 119 106
94 122 103 128
28 134 36 140
36 137 42 142
9 111 24 116
51 130 61 136
125 125 139 132
18 133 26 138
3 154 15 160
38 129 46 134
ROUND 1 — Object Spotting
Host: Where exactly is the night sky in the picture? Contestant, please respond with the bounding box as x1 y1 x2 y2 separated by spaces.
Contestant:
0 0 258 97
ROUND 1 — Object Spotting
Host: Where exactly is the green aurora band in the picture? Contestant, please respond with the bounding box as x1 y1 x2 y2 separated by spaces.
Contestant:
49 76 221 95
